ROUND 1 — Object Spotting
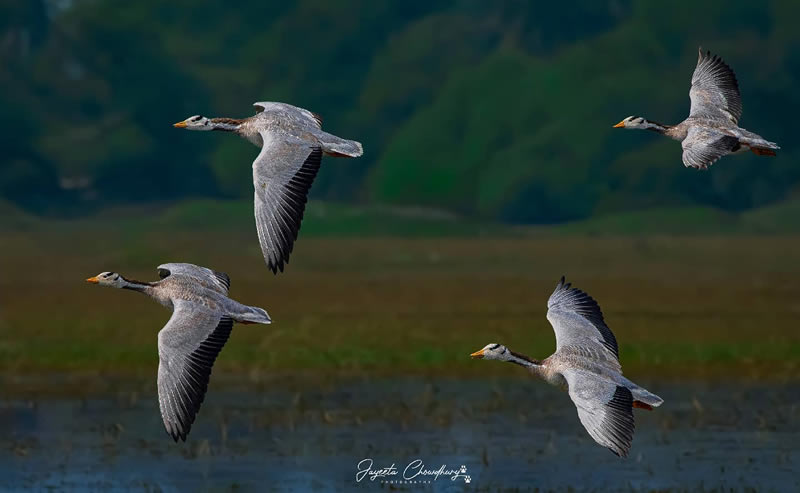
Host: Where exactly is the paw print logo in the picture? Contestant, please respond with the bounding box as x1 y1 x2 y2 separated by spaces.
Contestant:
459 465 467 473
464 475 471 484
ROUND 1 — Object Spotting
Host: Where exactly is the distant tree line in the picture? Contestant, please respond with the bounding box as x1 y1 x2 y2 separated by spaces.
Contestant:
1 0 797 222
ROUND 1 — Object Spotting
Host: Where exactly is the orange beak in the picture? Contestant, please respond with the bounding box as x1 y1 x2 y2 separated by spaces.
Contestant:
173 120 187 128
613 120 626 128
470 349 485 359
86 276 99 283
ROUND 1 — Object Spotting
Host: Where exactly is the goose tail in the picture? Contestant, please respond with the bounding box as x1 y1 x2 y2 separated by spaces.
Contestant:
318 131 363 158
236 306 272 325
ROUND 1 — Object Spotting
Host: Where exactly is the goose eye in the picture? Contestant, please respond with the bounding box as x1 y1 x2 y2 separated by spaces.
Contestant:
158 268 171 279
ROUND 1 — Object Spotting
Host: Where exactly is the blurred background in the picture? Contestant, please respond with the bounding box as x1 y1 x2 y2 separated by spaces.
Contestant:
1 1 798 491
3 0 800 224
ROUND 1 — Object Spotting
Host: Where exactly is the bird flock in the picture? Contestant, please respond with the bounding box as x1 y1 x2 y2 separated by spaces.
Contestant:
87 48 778 456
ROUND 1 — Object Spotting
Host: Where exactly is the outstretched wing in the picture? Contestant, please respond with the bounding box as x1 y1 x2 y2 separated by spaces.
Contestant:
157 263 230 295
252 101 322 129
562 369 635 457
681 128 739 169
689 48 742 124
546 276 619 362
157 300 234 441
252 129 322 274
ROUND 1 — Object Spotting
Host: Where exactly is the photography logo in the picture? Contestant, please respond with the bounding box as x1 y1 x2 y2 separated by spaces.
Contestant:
356 458 471 485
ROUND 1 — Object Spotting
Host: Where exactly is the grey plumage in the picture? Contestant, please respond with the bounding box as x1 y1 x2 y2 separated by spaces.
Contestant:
471 276 663 457
689 49 742 124
246 103 362 273
615 48 779 169
175 101 363 274
547 278 618 359
157 262 231 294
86 263 271 441
563 371 635 457
545 277 658 456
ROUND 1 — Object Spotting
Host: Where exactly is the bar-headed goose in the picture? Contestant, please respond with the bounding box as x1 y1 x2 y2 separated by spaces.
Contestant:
614 48 779 169
174 102 363 274
471 277 662 457
86 263 271 441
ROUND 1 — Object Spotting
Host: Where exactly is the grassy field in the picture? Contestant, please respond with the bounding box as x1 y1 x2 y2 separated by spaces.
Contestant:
2 204 799 383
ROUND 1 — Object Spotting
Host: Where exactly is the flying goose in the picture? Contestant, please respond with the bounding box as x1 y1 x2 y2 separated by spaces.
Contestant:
470 277 662 457
86 263 272 441
614 48 779 169
174 102 363 274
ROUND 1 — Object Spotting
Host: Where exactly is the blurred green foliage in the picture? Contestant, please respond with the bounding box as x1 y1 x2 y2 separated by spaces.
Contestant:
1 0 797 222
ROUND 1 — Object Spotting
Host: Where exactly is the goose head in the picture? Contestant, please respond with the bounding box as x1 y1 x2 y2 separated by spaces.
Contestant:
614 115 671 134
614 116 666 130
86 271 126 288
470 343 510 361
173 115 212 130
613 115 649 129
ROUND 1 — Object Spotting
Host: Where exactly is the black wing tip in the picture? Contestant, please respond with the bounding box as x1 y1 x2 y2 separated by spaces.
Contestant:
608 444 629 458
556 275 576 293
699 47 719 62
268 259 286 274
610 447 630 458
607 386 634 458
167 426 188 443
215 271 231 287
697 47 739 84
612 385 633 404
696 46 717 62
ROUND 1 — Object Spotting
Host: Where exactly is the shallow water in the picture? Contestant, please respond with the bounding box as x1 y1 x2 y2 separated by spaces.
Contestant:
1 377 798 492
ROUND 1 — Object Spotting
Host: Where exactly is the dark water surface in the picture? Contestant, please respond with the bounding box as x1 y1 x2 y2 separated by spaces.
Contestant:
1 377 798 492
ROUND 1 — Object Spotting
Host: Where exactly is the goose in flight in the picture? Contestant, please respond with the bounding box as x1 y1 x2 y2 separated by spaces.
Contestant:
86 263 272 441
614 48 779 169
174 102 363 273
470 277 662 457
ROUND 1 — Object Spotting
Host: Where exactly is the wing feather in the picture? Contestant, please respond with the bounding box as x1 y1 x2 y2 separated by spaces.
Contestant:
689 48 742 123
157 263 230 295
681 129 739 169
253 129 322 274
157 301 234 441
562 369 635 457
546 276 619 360
252 101 322 129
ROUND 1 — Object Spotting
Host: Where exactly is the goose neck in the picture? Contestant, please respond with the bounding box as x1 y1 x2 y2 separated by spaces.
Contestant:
120 276 153 293
210 117 244 132
643 119 671 134
507 350 542 369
